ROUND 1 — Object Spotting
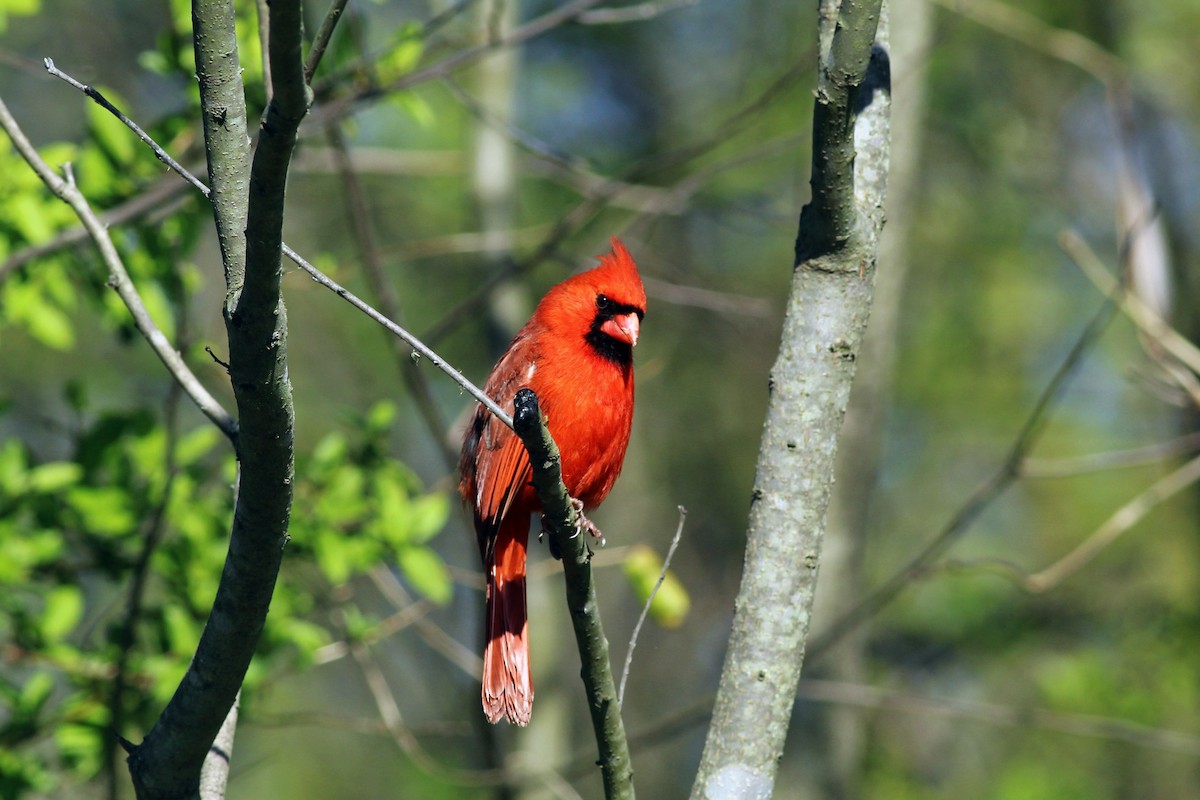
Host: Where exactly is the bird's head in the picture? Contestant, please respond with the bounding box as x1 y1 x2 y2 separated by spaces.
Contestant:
538 237 647 366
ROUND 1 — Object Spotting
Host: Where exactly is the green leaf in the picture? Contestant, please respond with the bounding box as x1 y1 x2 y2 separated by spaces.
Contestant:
310 432 349 474
41 586 84 643
7 189 56 243
407 493 448 544
4 279 75 350
27 462 82 494
377 22 425 83
162 604 200 655
0 0 41 35
55 720 104 776
0 438 29 494
276 618 330 664
17 671 54 716
175 425 220 467
397 547 451 605
622 544 690 629
365 400 396 434
66 485 136 537
136 280 176 342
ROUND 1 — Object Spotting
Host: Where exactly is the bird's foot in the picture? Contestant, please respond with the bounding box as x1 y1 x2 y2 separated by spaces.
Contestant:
572 498 606 548
540 499 606 560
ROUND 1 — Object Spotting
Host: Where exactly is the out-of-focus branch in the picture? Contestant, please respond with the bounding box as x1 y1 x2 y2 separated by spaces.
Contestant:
1020 432 1200 477
0 96 239 443
807 294 1117 664
1062 229 1200 377
796 678 1200 757
1023 452 1200 592
312 0 608 126
511 389 634 800
327 126 457 470
578 0 698 25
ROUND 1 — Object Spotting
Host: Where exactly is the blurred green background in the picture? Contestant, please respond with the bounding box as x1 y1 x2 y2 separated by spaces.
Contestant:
2 0 1200 797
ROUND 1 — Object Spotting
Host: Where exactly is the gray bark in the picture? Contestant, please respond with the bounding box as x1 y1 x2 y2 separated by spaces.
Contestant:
689 1 891 797
803 0 929 796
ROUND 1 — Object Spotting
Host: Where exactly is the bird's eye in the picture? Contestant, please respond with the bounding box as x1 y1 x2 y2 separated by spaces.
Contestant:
596 294 611 311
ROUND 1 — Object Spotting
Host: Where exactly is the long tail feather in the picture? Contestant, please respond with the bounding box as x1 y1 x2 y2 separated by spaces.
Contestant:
482 515 533 725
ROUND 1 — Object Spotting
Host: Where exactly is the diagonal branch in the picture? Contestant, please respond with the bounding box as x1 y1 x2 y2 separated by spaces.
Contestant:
42 58 511 431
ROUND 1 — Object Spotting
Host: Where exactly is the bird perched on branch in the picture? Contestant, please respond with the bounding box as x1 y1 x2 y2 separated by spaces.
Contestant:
459 237 646 725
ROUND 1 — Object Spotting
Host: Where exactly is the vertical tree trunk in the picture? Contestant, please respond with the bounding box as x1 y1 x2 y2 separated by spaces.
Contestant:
803 0 929 796
689 1 890 797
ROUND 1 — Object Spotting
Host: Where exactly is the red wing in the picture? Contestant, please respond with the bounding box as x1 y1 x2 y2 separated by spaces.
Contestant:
461 331 539 559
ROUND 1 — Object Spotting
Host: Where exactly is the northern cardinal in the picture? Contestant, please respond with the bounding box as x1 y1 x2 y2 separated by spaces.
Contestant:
459 238 646 725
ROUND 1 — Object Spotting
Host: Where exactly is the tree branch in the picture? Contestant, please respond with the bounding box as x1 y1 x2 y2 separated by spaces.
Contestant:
511 389 634 800
125 0 308 795
39 58 510 432
689 0 888 796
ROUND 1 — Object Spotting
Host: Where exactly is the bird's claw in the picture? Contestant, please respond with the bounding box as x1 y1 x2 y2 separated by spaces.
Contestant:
571 498 607 548
540 499 607 559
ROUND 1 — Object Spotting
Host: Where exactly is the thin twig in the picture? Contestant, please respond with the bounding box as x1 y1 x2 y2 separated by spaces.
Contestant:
367 566 483 679
288 248 512 427
0 95 239 442
347 635 504 787
618 506 686 708
1019 432 1200 478
578 0 699 25
1023 452 1200 592
44 59 211 197
796 678 1200 757
808 294 1119 663
304 0 351 83
1061 229 1200 376
39 59 513 430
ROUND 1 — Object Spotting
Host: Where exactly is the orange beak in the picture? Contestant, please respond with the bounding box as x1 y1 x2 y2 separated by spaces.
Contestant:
600 312 640 347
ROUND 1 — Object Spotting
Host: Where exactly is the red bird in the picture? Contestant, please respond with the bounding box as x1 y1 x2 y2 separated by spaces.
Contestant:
459 237 646 725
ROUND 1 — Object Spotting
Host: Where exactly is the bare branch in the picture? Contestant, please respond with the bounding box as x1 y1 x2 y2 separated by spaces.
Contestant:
126 0 309 792
807 293 1118 663
1061 229 1200 377
41 56 513 431
796 678 1200 758
289 250 513 428
304 0 351 83
1023 452 1200 592
512 389 634 799
578 0 698 25
197 696 239 800
618 506 686 708
1020 432 1200 477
